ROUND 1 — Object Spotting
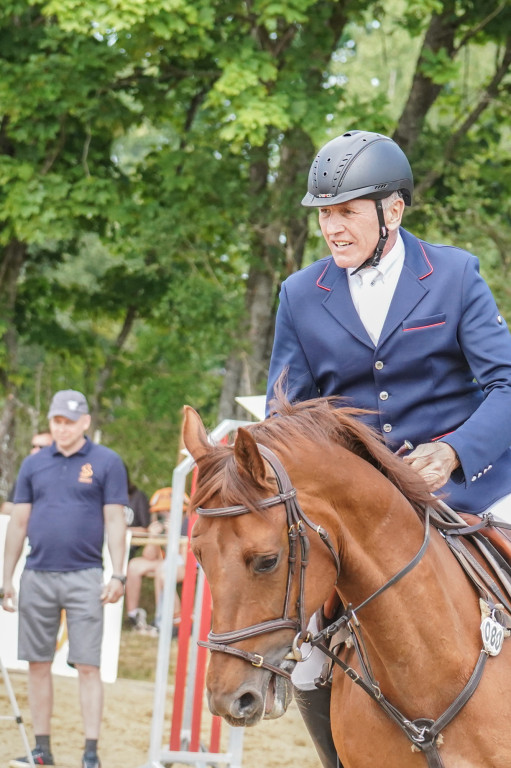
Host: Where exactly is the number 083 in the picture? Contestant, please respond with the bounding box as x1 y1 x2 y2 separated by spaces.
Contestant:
481 616 504 656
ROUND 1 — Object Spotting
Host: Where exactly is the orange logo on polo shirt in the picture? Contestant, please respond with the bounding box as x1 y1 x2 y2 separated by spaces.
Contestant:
79 463 94 484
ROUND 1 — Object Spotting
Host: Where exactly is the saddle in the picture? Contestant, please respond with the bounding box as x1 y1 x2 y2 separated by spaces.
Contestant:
458 512 511 562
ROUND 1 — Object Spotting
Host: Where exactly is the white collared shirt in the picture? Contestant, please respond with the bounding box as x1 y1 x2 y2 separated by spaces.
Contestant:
347 233 405 345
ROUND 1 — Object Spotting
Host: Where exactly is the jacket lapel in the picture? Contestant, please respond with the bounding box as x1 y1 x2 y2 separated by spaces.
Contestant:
315 229 433 350
377 229 432 347
318 259 374 348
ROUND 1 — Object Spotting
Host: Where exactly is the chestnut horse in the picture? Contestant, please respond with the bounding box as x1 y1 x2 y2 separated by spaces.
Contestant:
182 395 511 768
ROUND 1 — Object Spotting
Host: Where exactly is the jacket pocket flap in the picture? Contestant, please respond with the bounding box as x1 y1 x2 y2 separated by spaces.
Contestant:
403 314 446 331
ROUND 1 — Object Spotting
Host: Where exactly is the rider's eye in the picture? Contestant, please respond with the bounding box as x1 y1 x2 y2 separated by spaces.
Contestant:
253 555 279 573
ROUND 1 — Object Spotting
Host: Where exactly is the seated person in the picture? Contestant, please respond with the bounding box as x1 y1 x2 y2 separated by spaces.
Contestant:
125 486 188 633
123 464 151 559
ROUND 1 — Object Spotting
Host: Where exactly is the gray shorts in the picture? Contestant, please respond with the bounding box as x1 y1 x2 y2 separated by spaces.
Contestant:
18 568 104 666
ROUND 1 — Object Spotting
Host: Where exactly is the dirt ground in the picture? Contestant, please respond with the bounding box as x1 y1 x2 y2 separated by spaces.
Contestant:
0 666 320 768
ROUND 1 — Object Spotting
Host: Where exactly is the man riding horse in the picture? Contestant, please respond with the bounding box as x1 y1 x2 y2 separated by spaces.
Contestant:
266 129 511 768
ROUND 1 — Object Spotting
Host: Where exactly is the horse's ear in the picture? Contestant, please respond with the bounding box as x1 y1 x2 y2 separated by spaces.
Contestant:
182 406 211 461
234 428 266 484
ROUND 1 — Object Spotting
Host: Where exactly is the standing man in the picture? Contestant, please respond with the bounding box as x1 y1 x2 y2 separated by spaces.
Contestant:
266 129 511 767
2 390 128 768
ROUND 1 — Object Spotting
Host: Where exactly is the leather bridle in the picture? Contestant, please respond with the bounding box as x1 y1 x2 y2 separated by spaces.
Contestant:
196 443 341 679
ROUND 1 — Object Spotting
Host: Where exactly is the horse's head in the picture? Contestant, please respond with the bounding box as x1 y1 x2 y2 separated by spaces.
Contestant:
182 406 338 726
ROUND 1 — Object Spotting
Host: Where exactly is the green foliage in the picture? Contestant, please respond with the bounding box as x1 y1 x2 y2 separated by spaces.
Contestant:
2 0 511 495
419 46 460 85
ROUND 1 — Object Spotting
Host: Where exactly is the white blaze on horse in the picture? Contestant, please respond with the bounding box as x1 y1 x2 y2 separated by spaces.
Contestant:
182 393 511 768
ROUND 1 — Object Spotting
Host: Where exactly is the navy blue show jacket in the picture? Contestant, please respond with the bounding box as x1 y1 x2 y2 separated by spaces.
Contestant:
266 228 511 514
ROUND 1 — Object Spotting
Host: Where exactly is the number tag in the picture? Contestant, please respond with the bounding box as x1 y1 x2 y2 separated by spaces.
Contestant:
481 616 505 656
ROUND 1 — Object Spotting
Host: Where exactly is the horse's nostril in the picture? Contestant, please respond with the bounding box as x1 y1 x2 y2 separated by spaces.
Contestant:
234 691 259 718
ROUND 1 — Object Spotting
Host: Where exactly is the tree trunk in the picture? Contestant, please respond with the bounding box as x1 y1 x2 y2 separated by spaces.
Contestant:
218 131 313 421
393 2 458 156
89 305 138 437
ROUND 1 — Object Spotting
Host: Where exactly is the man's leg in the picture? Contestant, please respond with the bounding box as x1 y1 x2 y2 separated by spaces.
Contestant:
291 611 342 768
125 556 157 617
294 686 339 768
65 569 104 766
76 664 103 739
13 570 59 765
27 661 53 733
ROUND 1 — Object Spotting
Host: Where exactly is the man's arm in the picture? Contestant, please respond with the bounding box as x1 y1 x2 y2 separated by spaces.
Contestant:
2 503 31 612
101 503 126 605
444 259 511 483
266 283 318 414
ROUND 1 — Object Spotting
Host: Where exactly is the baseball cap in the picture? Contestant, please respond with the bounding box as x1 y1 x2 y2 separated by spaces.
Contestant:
47 390 89 421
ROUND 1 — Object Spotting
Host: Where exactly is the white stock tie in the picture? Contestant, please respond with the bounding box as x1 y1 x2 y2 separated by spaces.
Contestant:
355 267 388 345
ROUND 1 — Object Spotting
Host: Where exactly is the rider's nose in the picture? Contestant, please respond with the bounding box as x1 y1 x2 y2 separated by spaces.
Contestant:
326 211 346 233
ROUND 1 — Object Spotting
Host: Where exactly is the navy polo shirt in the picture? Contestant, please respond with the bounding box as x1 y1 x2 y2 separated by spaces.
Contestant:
14 437 128 571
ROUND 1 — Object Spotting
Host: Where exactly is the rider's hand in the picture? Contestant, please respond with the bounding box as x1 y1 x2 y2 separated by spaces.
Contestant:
403 442 459 492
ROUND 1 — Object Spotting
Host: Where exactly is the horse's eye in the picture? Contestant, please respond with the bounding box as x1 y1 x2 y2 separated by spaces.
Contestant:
253 555 279 573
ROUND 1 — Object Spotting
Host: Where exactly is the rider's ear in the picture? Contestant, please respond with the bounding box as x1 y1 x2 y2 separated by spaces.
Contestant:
182 405 211 460
234 428 266 485
385 196 405 231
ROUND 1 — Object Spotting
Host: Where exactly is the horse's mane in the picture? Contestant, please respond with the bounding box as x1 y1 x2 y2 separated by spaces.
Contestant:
191 388 441 516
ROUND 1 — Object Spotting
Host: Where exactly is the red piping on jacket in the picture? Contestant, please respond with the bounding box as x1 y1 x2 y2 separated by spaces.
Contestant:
403 321 446 332
432 430 455 441
418 242 433 279
316 263 331 291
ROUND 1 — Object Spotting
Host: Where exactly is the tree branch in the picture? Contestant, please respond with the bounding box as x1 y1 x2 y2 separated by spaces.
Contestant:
89 305 138 432
454 1 508 53
415 35 511 197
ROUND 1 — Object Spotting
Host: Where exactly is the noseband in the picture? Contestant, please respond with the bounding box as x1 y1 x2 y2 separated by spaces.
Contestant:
196 443 341 679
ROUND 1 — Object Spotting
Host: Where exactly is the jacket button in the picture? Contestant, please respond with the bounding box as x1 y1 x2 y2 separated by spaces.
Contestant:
471 475 477 482
379 391 389 401
383 423 392 433
375 361 384 370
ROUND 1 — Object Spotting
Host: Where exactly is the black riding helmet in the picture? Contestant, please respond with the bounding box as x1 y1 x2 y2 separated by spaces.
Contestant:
302 130 413 271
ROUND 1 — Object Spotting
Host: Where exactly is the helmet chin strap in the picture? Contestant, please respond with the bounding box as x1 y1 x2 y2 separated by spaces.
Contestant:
350 199 388 276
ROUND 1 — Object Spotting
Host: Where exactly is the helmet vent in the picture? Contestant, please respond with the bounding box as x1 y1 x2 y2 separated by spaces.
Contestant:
331 153 353 185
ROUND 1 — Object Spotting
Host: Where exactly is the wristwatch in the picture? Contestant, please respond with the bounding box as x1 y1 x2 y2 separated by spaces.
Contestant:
111 574 127 586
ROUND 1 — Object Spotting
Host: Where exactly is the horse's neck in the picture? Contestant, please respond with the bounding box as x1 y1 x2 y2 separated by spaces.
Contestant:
328 476 483 699
294 448 481 656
